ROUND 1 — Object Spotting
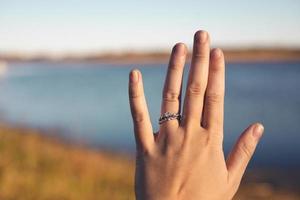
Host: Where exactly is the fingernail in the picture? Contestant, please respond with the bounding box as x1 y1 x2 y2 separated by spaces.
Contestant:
130 70 139 83
253 123 264 140
195 30 208 44
212 48 222 58
173 43 186 56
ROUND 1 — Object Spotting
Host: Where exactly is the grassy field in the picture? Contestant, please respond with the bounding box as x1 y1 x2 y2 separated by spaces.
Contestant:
0 124 134 200
0 124 299 200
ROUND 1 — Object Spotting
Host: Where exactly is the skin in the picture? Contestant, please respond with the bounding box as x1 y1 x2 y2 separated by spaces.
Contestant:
128 30 264 200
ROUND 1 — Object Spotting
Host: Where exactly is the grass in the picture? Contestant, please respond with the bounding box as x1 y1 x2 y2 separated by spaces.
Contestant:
0 124 134 200
0 124 299 200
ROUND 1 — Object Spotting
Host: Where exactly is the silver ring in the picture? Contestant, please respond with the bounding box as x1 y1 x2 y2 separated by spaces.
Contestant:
159 112 181 125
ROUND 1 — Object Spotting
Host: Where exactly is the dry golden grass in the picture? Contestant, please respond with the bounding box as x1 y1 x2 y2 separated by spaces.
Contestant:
0 125 134 200
0 124 299 200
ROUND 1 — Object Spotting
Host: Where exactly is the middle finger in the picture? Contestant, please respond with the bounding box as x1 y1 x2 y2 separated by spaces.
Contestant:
182 30 210 126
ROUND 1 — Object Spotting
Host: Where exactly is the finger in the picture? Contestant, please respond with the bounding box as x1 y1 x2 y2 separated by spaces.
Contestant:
183 30 210 126
161 43 187 127
226 123 264 184
128 69 154 151
202 48 225 132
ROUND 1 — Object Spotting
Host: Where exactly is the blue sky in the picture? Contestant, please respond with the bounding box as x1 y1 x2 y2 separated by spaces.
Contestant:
0 0 300 54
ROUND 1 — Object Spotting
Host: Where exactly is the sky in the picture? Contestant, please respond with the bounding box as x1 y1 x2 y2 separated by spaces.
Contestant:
0 0 300 54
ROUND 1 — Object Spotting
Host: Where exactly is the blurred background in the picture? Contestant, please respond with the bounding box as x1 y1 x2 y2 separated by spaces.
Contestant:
0 0 300 199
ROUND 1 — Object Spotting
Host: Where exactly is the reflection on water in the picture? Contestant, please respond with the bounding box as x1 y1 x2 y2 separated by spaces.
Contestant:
0 61 299 167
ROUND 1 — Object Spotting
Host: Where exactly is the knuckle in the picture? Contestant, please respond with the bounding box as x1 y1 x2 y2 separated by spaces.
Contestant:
187 83 203 97
238 141 253 160
208 130 223 144
136 147 154 160
168 63 182 71
205 93 223 105
129 89 142 99
163 90 180 103
133 112 145 123
193 52 207 59
210 64 222 73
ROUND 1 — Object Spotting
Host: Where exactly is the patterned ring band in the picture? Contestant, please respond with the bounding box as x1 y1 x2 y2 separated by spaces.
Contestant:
159 112 181 125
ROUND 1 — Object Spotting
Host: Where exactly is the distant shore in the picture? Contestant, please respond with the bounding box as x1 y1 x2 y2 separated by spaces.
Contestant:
1 48 300 64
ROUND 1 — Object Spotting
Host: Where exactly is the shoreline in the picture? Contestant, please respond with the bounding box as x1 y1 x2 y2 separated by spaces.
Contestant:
1 48 300 64
0 121 134 157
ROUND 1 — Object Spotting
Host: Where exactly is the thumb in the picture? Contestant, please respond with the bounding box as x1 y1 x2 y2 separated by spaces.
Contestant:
226 123 264 184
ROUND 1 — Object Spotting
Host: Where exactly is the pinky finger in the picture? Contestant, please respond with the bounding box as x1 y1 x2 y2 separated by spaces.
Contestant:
128 69 154 152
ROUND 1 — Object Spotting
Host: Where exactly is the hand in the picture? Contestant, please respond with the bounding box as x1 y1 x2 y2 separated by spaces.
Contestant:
128 30 264 200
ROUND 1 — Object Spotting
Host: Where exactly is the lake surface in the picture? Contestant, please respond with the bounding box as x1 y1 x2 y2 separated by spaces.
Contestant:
0 61 299 167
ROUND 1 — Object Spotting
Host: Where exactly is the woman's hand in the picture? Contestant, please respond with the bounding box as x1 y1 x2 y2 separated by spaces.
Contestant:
128 30 264 200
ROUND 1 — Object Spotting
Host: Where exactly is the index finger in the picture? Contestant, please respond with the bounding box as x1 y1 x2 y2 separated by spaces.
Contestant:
129 70 154 151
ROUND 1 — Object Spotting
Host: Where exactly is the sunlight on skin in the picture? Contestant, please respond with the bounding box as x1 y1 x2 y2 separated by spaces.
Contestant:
129 30 264 200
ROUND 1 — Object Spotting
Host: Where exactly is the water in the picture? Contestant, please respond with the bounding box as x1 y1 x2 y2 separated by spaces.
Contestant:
0 61 299 167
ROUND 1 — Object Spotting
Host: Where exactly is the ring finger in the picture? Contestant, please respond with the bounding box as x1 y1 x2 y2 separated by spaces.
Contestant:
160 43 187 129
